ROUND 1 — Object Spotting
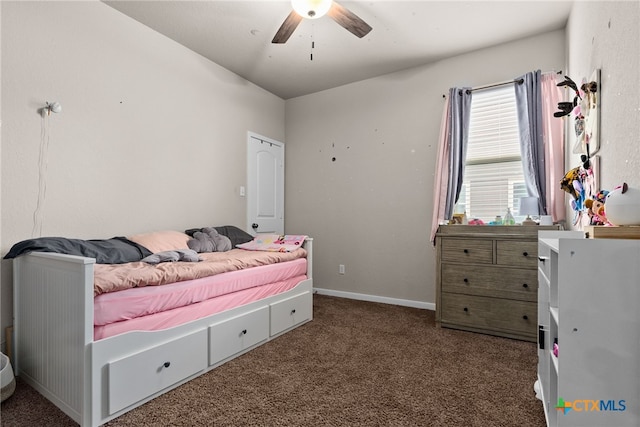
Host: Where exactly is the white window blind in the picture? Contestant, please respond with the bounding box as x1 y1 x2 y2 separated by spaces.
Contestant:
456 85 527 222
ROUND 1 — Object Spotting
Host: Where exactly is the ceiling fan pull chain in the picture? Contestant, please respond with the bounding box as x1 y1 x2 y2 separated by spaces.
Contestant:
310 25 315 61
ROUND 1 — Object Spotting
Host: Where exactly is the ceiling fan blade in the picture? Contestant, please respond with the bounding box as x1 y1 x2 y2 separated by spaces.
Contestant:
327 1 372 38
272 10 303 44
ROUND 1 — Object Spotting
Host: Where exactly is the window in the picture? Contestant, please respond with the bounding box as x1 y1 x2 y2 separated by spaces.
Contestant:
456 86 527 223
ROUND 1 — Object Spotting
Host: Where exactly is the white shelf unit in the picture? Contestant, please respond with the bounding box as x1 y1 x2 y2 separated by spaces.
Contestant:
537 231 640 426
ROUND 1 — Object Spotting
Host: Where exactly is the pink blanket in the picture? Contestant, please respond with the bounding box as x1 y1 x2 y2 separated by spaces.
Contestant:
93 248 307 296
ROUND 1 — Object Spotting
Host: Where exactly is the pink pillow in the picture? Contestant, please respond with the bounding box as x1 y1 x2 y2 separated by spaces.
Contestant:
127 230 191 254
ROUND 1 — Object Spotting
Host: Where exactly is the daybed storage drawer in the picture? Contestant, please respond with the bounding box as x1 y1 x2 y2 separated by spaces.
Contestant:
208 306 269 365
108 329 207 415
270 291 312 336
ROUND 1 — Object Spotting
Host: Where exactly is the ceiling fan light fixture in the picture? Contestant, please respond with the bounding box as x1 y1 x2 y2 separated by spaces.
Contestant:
291 0 332 19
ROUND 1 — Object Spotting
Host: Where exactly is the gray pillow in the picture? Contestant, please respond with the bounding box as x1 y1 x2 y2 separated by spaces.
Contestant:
214 226 253 247
185 225 253 248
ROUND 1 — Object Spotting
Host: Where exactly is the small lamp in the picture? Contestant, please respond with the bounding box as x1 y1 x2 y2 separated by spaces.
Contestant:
519 196 539 225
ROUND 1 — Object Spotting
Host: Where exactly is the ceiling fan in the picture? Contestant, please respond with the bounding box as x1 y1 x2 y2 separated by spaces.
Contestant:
272 0 372 44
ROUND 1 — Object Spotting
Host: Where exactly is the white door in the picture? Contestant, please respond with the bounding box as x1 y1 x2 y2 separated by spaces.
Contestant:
247 132 284 235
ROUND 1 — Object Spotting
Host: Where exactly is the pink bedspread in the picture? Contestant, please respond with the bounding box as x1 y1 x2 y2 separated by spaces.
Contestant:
94 257 307 326
94 276 307 340
93 248 307 295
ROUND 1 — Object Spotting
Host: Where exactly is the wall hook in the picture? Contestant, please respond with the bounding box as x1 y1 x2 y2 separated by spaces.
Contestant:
42 101 62 117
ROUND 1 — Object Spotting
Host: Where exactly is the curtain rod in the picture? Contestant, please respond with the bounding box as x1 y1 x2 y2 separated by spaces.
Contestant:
442 70 563 98
441 79 521 98
467 78 523 94
469 70 562 93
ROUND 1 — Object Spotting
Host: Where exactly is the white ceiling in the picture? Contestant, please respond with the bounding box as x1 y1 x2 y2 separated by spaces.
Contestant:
103 0 574 99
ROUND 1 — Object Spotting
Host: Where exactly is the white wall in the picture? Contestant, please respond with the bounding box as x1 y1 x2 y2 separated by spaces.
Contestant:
565 1 640 193
0 1 285 349
284 30 566 305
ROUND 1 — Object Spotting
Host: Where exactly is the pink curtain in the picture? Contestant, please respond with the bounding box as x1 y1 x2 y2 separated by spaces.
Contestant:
541 73 566 223
430 97 451 244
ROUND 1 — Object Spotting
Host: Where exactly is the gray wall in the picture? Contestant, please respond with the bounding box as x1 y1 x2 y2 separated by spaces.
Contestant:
284 0 640 306
284 30 566 306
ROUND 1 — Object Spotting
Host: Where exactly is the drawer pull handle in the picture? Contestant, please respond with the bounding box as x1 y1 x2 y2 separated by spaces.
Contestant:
241 329 247 335
523 251 529 257
522 315 529 320
463 307 468 312
163 362 171 368
538 256 547 262
463 278 469 283
463 249 469 254
291 309 296 315
522 283 528 288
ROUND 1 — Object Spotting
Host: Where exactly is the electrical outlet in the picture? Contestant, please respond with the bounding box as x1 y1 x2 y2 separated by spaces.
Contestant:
339 264 345 275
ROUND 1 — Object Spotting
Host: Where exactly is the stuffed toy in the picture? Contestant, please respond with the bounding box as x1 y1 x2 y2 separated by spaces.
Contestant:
187 227 232 253
561 164 597 226
569 178 585 213
585 190 610 226
142 249 201 264
560 166 581 200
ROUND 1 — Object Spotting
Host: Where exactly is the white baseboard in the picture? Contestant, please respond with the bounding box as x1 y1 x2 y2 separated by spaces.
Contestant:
313 287 435 311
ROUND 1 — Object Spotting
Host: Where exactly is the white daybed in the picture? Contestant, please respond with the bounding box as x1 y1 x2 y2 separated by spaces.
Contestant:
11 233 313 426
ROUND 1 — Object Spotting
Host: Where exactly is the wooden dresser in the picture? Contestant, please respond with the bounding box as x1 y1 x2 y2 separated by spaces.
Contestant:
435 225 558 342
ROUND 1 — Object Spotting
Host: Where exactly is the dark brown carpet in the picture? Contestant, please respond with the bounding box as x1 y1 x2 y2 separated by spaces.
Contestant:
0 294 545 426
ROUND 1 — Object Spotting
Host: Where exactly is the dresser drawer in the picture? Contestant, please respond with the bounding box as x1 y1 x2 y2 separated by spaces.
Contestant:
208 306 269 366
270 291 312 336
440 293 537 337
496 240 537 268
441 264 538 301
108 329 207 415
441 238 493 264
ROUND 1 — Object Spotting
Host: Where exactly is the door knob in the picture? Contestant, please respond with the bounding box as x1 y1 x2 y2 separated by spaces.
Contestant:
252 223 259 229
